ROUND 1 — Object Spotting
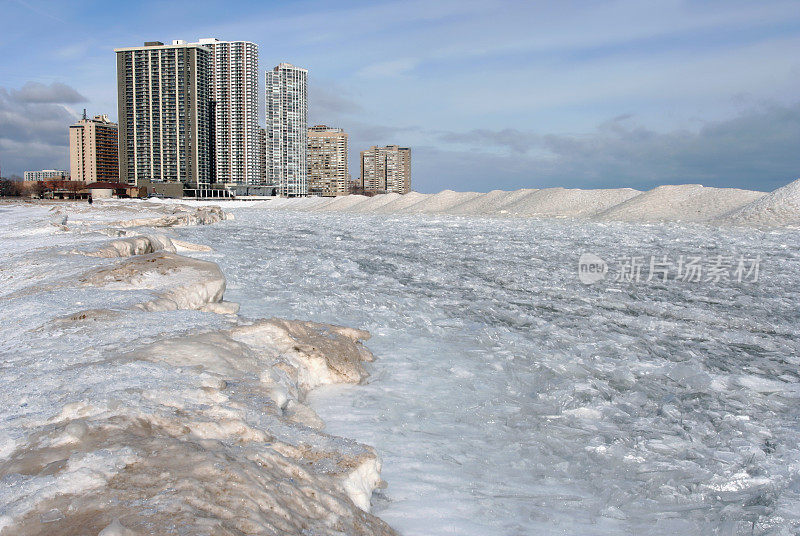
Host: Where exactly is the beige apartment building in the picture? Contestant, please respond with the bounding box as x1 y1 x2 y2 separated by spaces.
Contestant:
307 125 348 196
360 145 411 194
69 112 119 182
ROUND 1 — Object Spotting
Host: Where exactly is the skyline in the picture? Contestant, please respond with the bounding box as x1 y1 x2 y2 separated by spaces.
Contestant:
1 0 799 193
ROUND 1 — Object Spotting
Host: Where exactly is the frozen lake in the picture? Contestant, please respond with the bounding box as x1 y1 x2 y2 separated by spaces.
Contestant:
177 208 800 535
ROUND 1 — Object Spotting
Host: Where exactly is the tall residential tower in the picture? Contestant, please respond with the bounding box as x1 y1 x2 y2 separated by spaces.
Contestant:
115 40 212 192
69 112 118 182
265 63 308 196
361 145 411 194
195 38 260 185
307 125 348 196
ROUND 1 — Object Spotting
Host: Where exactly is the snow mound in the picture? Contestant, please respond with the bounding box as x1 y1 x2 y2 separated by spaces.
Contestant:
295 196 342 212
596 184 764 222
399 190 483 214
502 187 641 217
113 205 230 228
718 177 800 227
0 320 391 535
348 193 402 213
321 195 371 212
80 235 176 258
0 201 396 535
369 192 431 214
443 188 539 215
80 251 228 312
229 319 374 391
247 180 800 228
171 238 213 252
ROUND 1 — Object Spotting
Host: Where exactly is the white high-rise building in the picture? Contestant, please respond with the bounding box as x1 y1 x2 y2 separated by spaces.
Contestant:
266 63 308 196
195 38 260 185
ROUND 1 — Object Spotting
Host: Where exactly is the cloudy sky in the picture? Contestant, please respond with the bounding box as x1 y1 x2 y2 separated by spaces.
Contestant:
1 0 799 192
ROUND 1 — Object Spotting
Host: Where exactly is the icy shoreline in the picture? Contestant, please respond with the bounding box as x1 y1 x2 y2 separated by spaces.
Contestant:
0 202 396 535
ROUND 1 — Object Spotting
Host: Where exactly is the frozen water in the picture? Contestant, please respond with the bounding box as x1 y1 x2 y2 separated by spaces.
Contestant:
3 197 800 535
175 207 800 536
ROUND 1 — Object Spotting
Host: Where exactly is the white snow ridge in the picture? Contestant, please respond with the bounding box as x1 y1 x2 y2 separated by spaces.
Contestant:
0 202 395 536
259 178 799 226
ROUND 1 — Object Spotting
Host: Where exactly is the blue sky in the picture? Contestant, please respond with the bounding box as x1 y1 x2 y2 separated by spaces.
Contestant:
1 0 799 192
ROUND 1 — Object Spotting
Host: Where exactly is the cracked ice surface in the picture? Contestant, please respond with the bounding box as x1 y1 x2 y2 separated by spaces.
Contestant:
175 206 800 536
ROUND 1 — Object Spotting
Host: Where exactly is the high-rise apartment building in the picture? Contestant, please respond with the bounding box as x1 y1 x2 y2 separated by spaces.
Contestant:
69 112 118 183
115 40 212 192
360 145 411 194
265 63 308 196
307 125 348 197
194 38 260 185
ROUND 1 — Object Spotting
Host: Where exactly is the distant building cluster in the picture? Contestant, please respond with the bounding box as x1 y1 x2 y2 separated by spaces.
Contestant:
16 37 411 199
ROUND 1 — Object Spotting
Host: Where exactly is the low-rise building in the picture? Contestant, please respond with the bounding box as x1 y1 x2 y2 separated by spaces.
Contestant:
24 169 69 182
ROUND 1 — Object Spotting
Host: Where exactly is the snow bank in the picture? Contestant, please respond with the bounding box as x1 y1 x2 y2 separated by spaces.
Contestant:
596 184 764 222
112 205 230 228
244 179 799 227
12 319 389 533
444 188 538 215
79 251 230 312
348 192 402 212
0 201 396 535
719 177 800 227
79 235 176 258
502 187 641 217
399 190 483 214
370 191 431 214
321 195 371 212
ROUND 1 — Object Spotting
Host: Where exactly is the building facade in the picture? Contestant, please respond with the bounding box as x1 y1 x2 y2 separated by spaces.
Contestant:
69 112 118 183
258 127 267 183
115 40 212 191
360 145 411 194
307 125 348 197
265 63 308 196
195 38 260 185
23 169 69 181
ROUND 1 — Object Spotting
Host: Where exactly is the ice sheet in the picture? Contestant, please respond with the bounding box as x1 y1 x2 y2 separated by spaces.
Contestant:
175 206 800 536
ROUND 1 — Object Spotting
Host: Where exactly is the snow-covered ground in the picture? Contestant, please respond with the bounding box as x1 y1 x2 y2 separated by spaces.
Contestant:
0 201 395 535
2 185 800 535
